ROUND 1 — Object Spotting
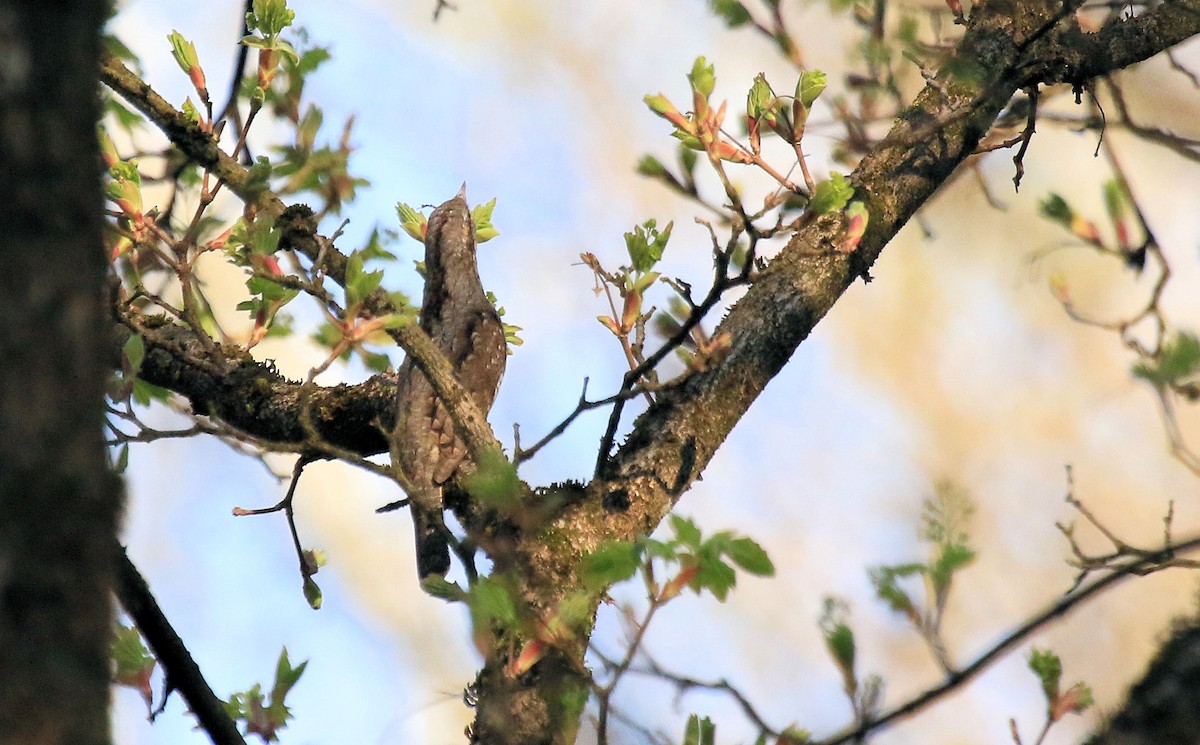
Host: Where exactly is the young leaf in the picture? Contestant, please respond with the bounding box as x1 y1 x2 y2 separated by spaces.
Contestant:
1132 331 1200 388
724 537 775 576
462 447 522 512
396 202 426 242
1028 647 1063 701
111 624 155 710
624 219 672 272
580 541 641 590
688 57 716 99
796 69 827 109
247 0 295 37
808 173 854 214
637 154 668 178
708 0 752 27
694 553 737 600
167 30 201 76
669 514 702 548
746 73 776 122
123 333 145 375
471 197 500 243
1038 193 1073 225
271 648 308 703
344 251 383 310
470 575 519 627
683 714 717 745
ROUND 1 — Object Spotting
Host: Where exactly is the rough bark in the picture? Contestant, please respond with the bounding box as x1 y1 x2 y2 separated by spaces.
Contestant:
0 2 121 744
1087 621 1200 745
94 0 1200 742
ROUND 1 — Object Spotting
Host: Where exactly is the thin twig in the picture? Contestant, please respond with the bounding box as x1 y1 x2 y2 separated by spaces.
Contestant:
816 534 1200 745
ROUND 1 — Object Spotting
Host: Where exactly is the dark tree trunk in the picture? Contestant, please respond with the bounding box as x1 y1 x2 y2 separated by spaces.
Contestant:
1087 622 1200 745
0 2 121 744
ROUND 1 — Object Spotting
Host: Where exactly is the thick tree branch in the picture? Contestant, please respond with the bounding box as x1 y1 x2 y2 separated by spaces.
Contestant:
121 320 397 455
100 51 502 465
99 52 272 211
552 0 1200 570
1027 0 1200 86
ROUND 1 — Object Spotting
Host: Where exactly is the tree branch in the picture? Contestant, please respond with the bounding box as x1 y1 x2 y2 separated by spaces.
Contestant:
1028 0 1200 87
101 51 503 466
116 549 247 745
555 0 1200 568
819 534 1200 745
119 320 397 456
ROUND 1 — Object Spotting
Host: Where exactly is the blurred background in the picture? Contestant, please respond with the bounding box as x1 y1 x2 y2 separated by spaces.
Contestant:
108 1 1200 743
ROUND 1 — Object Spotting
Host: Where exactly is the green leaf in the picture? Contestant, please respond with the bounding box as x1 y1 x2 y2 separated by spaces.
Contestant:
1132 331 1200 388
246 276 298 303
470 575 518 627
1028 647 1062 701
688 57 716 99
746 73 776 120
302 576 322 609
580 540 641 590
929 543 975 593
462 447 522 512
683 714 717 745
108 160 140 186
669 514 702 548
111 624 155 683
421 576 467 601
1103 179 1130 224
869 564 922 615
624 219 672 272
795 69 827 109
637 155 668 178
679 146 698 176
724 537 774 576
271 648 307 702
239 215 282 256
131 378 171 406
396 202 426 242
471 198 500 243
708 0 752 27
123 333 145 375
111 624 155 708
167 30 199 74
825 620 855 671
555 591 595 630
247 0 295 37
114 443 130 473
358 227 398 262
180 97 200 123
644 92 678 119
344 251 383 310
808 172 854 214
245 155 274 194
671 130 704 151
694 554 737 601
1038 193 1073 225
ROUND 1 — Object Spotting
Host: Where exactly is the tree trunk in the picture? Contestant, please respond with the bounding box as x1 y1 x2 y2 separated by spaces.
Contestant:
0 2 121 744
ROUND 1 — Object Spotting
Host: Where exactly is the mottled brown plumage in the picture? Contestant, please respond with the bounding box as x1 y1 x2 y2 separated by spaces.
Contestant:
393 188 506 578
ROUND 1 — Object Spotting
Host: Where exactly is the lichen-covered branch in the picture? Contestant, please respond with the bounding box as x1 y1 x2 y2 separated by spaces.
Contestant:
101 51 502 464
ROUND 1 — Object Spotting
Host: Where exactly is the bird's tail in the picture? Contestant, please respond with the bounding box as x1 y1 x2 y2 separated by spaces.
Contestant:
412 506 451 579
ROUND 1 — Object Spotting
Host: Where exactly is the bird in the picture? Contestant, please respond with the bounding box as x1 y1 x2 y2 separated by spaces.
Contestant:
392 186 507 579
